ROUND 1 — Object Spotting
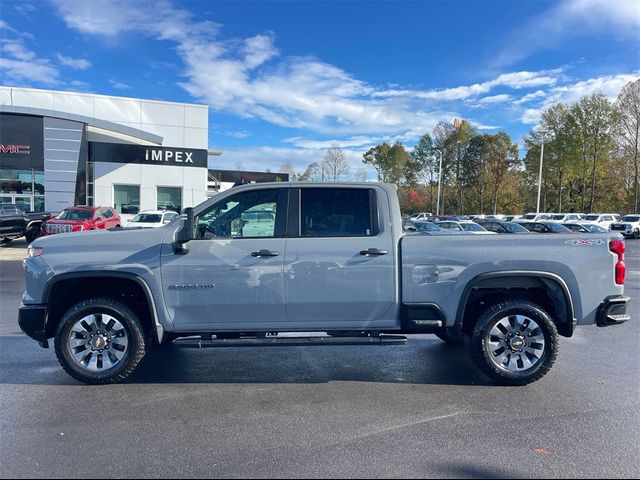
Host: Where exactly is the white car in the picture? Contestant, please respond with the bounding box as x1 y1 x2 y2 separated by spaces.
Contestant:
437 220 497 235
123 210 179 229
409 212 433 222
520 212 553 221
579 214 618 230
548 213 584 223
610 214 640 239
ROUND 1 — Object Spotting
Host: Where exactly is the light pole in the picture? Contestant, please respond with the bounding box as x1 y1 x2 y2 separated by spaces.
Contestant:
536 135 545 214
434 149 443 215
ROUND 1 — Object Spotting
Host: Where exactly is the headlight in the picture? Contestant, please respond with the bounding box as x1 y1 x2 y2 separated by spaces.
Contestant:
28 245 43 257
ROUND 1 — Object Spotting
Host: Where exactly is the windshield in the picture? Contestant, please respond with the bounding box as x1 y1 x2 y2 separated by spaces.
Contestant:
130 214 162 223
547 223 571 232
585 215 600 221
585 224 606 232
522 214 537 219
414 221 439 232
461 223 485 232
56 209 93 220
552 214 566 220
504 222 529 233
622 215 640 222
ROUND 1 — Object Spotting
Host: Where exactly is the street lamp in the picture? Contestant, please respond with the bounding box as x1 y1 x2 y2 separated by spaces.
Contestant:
434 149 443 216
536 129 547 214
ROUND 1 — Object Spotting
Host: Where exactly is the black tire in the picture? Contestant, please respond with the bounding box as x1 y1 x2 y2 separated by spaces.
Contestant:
435 328 465 345
25 226 41 244
633 229 639 240
1 237 12 244
54 297 147 384
468 299 558 386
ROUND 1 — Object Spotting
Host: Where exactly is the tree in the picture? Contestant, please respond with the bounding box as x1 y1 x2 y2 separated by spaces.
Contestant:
362 141 416 185
411 133 438 212
353 167 369 182
322 144 350 181
279 161 298 181
297 162 321 181
486 132 519 214
615 79 640 213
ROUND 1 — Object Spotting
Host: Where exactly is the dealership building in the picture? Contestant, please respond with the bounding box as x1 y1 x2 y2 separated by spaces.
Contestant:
0 86 222 215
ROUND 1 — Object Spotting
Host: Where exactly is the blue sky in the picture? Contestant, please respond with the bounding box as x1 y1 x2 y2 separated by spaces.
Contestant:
1 0 638 177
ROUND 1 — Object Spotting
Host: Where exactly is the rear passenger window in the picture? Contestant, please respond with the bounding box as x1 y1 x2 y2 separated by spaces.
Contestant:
300 188 377 237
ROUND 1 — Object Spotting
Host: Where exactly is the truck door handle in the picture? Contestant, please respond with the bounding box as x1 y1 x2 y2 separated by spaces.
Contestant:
251 250 280 257
360 248 388 256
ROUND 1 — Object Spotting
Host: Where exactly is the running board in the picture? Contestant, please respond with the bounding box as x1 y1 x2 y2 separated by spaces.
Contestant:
173 335 407 349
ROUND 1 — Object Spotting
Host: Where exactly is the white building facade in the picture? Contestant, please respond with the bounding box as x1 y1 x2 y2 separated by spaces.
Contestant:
0 86 211 216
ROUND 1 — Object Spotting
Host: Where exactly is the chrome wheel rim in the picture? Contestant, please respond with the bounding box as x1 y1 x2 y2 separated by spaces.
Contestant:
486 314 545 373
68 313 129 371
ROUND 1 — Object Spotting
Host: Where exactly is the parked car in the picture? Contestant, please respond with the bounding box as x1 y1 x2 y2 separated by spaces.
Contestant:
503 215 522 222
408 212 433 222
562 223 607 233
516 221 573 234
43 206 120 235
579 214 617 230
427 215 461 223
520 212 553 221
476 220 530 234
19 182 630 386
437 220 496 234
0 203 53 244
124 210 179 229
548 213 584 223
609 214 640 239
411 221 457 235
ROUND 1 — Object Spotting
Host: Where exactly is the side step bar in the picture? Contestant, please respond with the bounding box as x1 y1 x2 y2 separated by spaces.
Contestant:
174 335 407 349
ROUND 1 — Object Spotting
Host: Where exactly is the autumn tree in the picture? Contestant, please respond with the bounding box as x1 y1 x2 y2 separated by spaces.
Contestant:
615 79 640 213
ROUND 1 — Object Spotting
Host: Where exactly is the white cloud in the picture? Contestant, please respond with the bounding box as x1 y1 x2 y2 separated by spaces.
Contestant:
0 39 59 85
109 79 131 90
544 72 639 105
521 108 541 125
495 0 640 67
284 136 379 149
473 94 513 106
56 53 91 70
513 90 546 105
213 145 370 175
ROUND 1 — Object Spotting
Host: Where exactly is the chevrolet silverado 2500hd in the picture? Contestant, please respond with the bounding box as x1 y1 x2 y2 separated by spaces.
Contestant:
19 183 631 385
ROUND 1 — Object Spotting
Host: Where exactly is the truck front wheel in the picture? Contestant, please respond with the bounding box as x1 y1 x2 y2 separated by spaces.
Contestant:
54 298 147 384
468 299 558 386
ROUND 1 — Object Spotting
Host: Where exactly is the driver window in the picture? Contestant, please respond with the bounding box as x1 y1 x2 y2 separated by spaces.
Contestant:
195 189 280 239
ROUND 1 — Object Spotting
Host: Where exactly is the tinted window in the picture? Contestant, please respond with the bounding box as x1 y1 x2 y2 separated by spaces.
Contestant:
547 223 570 232
585 215 599 221
196 189 281 239
300 188 375 237
414 221 438 232
461 223 485 232
622 215 640 222
132 214 162 223
56 209 93 220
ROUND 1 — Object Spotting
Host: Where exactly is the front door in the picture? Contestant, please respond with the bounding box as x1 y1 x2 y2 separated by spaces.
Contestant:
161 187 289 331
284 187 397 329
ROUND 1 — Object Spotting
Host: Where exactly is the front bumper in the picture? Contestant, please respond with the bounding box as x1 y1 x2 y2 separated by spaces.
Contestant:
18 304 48 348
596 296 631 327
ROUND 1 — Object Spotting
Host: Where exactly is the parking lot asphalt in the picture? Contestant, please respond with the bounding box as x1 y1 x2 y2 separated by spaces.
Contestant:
0 241 638 478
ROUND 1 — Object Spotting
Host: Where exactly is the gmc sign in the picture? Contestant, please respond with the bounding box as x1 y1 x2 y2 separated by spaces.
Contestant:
0 144 30 154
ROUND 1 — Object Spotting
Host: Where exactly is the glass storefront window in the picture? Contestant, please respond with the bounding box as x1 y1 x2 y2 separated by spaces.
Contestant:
114 185 140 214
157 187 181 213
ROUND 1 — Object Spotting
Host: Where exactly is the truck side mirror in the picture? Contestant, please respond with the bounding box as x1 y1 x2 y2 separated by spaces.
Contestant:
174 207 194 254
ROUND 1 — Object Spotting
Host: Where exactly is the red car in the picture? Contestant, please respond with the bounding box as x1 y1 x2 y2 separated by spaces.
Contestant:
43 206 121 235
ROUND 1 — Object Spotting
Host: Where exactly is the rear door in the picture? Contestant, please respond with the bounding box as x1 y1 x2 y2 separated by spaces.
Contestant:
284 186 396 329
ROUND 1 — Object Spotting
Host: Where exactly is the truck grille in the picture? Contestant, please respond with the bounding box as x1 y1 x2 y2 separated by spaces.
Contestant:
45 224 72 234
610 225 627 231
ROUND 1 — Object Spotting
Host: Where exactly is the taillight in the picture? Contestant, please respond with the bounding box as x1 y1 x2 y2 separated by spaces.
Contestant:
609 240 625 285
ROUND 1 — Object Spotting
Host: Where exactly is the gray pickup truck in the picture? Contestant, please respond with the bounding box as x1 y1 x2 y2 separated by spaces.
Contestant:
19 183 631 385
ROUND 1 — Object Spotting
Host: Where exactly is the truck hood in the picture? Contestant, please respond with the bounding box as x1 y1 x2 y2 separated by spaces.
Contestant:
31 225 174 273
45 219 89 225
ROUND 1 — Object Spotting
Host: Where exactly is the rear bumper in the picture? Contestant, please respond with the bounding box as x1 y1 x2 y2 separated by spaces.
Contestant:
596 296 631 327
18 304 48 347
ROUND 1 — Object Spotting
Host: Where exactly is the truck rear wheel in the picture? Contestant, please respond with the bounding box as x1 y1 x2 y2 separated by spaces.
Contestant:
54 298 147 384
468 299 558 386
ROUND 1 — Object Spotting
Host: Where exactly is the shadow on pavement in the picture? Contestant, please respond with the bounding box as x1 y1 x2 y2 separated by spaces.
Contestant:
0 335 493 387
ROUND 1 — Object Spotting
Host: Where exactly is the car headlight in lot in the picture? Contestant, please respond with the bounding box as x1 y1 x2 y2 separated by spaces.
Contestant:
28 245 43 257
